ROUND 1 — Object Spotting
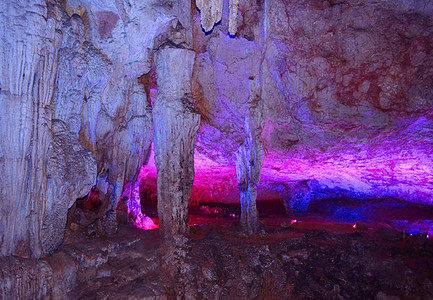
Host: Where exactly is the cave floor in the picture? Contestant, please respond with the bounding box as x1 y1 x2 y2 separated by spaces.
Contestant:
61 214 433 300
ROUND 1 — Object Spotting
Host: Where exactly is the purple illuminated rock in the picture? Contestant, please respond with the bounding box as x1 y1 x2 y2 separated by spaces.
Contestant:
283 180 318 216
192 0 433 207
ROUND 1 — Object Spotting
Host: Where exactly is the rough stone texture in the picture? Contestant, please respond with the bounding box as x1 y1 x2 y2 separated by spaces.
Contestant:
259 0 433 203
193 23 266 232
74 0 195 235
235 75 264 234
0 0 195 258
191 0 433 208
153 47 200 243
122 180 157 230
1 3 433 297
282 180 317 216
3 223 433 299
196 0 224 33
0 1 96 258
228 0 240 35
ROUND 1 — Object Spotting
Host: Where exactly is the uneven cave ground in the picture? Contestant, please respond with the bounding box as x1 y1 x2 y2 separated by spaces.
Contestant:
64 179 433 299
2 0 433 299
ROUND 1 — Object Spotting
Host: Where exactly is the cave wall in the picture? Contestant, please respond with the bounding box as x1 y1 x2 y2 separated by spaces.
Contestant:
0 1 98 258
0 0 186 257
192 0 433 206
1 0 432 257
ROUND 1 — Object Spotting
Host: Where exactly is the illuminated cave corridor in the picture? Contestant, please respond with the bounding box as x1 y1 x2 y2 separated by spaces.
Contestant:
1 0 433 299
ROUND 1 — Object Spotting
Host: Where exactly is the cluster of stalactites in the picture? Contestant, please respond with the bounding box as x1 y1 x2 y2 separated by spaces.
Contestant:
195 0 239 35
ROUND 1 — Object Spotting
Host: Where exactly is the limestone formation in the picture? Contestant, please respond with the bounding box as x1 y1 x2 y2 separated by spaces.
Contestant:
0 0 432 272
193 0 433 207
235 75 264 234
228 0 239 35
282 180 318 216
195 0 224 33
123 180 157 230
153 47 200 298
153 47 200 244
0 0 433 298
0 2 96 258
195 0 240 35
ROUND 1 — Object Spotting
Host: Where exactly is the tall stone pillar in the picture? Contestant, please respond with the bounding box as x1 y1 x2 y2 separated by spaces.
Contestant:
236 131 263 235
236 77 264 235
153 48 200 247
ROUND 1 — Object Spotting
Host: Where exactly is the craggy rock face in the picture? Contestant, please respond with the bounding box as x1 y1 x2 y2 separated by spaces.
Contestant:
191 0 433 205
0 0 177 257
0 0 432 257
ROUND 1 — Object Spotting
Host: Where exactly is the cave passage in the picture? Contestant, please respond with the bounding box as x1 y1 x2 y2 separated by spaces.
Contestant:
98 146 433 239
2 0 433 298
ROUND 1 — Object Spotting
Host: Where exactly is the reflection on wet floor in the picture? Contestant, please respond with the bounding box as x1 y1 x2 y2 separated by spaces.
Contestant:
183 198 433 238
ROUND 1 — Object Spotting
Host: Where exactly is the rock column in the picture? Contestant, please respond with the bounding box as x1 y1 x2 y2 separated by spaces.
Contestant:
153 48 200 247
236 77 264 235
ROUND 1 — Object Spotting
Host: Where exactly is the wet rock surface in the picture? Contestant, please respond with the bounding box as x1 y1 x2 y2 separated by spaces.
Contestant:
2 223 433 299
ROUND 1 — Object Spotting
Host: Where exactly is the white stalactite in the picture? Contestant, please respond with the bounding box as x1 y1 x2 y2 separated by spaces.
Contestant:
195 0 224 33
229 0 239 35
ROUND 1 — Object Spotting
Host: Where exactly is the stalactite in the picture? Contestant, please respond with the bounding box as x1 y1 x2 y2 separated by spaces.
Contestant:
229 0 239 35
195 0 224 33
195 0 239 35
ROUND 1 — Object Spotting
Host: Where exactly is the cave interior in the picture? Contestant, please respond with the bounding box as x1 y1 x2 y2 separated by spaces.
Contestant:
1 0 433 298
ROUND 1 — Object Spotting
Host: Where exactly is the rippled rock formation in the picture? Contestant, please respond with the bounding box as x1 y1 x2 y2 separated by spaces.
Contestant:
0 0 432 297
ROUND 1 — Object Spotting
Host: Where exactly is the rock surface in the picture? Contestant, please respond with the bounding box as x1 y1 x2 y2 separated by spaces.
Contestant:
2 223 433 299
191 0 433 207
153 47 200 243
0 1 96 258
1 0 432 280
0 0 183 257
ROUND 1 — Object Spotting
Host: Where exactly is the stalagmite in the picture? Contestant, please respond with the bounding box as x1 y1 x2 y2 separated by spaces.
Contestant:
121 180 157 230
153 48 200 246
236 77 264 234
